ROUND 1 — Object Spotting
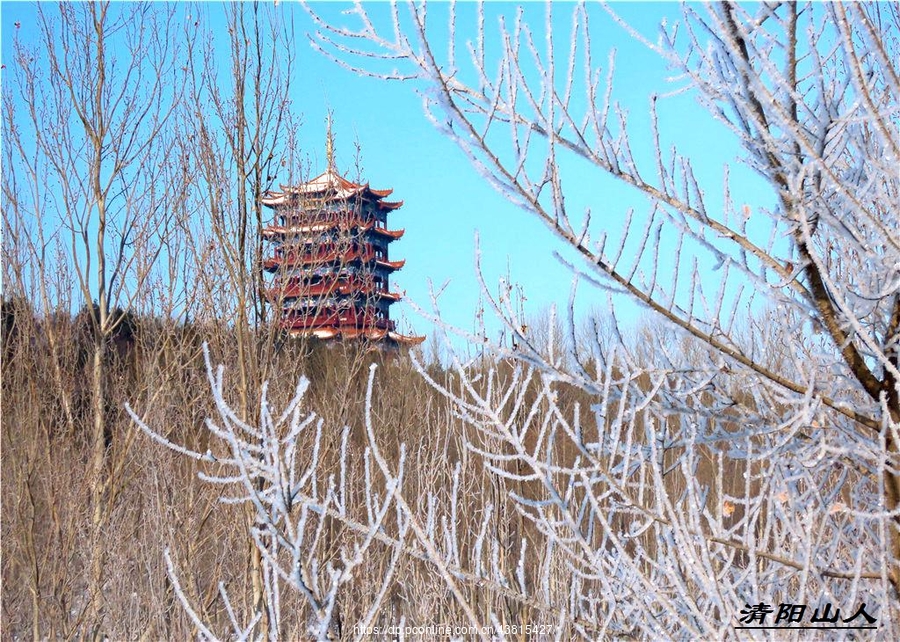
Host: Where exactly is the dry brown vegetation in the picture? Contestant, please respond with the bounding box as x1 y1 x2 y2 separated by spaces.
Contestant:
0 299 746 638
0 300 566 637
1 295 889 639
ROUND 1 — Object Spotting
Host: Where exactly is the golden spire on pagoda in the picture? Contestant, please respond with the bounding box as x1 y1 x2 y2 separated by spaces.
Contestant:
325 112 335 169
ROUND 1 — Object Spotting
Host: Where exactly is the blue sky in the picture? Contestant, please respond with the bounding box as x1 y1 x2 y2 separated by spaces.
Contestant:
1 2 773 352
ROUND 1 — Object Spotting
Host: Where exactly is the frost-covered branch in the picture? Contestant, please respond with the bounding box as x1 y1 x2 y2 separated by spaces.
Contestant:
308 0 900 632
127 344 407 640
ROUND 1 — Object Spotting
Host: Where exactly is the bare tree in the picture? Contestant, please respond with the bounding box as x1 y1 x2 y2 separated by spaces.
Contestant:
3 3 185 633
179 2 300 395
175 5 303 631
306 0 900 635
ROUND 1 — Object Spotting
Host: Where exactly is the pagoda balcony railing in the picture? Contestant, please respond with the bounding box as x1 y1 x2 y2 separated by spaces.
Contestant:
263 243 405 272
276 204 390 222
266 276 399 301
281 306 395 332
263 217 403 239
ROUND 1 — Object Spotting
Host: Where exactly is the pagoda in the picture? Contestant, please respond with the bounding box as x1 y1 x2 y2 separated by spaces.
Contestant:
261 128 423 346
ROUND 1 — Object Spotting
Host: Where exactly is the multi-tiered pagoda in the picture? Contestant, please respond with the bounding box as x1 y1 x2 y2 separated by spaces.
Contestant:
261 133 423 346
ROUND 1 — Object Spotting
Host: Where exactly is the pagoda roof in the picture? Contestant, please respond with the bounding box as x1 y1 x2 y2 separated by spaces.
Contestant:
261 166 403 210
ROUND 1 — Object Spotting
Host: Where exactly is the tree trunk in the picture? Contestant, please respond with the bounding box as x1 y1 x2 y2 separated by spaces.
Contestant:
88 340 107 637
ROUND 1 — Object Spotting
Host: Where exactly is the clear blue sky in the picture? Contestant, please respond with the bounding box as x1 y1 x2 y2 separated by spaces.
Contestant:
1 2 772 352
